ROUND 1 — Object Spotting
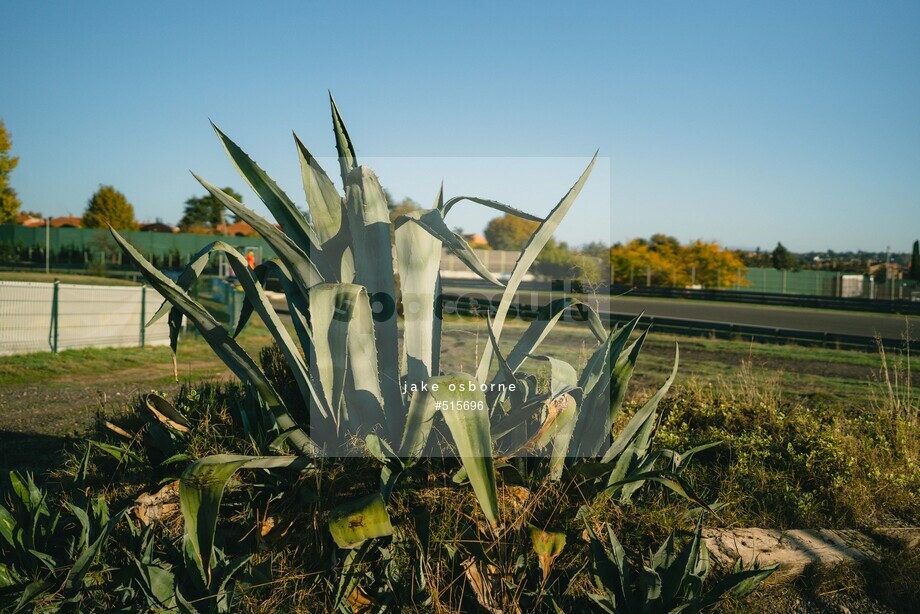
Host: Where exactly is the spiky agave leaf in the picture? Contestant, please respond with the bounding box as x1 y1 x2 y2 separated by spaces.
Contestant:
329 93 357 187
110 229 320 457
210 122 332 279
343 166 404 427
179 455 307 585
432 373 500 526
476 153 598 382
192 175 326 292
394 212 443 388
308 283 385 434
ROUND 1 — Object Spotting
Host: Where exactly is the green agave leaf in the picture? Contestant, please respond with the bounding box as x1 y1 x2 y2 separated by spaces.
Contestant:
330 92 357 187
686 565 779 612
610 328 647 417
603 470 713 512
13 579 55 613
529 355 578 400
571 317 643 458
110 229 320 457
214 242 330 420
333 541 373 610
604 346 679 501
659 514 705 605
581 511 629 606
398 209 503 287
601 345 679 465
328 493 394 549
193 175 326 291
498 298 606 386
211 122 331 278
238 259 314 363
344 166 403 426
10 471 43 513
430 185 446 377
62 508 128 599
483 315 522 411
396 384 438 464
180 455 304 585
395 212 444 388
0 505 17 549
667 441 723 473
548 394 579 481
476 153 597 382
293 133 344 242
432 373 500 526
309 283 385 432
441 195 542 222
146 244 211 327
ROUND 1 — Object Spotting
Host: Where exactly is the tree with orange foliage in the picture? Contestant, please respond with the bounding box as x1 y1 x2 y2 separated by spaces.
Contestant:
610 236 747 288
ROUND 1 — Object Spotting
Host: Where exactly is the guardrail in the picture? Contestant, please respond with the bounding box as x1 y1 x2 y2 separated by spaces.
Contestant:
441 278 920 316
440 294 906 352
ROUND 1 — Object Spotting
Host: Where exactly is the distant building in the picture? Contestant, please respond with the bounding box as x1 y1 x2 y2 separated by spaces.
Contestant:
462 233 489 249
217 220 256 237
50 216 82 228
15 213 44 227
140 221 177 233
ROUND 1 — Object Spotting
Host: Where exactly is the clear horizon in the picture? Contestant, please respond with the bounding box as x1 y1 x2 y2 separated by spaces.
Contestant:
3 1 919 253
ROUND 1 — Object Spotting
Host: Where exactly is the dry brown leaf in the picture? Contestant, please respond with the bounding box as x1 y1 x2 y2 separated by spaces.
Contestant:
134 481 179 526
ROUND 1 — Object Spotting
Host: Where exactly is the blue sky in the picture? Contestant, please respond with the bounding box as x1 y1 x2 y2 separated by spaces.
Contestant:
3 1 918 252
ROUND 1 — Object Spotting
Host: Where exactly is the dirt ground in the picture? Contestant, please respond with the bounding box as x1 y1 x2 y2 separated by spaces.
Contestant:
0 319 914 473
0 358 232 472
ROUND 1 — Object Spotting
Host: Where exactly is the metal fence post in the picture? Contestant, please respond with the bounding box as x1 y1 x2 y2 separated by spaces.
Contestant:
140 285 146 347
49 279 59 353
45 218 51 274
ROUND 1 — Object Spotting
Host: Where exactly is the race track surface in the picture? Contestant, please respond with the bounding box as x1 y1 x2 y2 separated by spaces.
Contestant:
444 286 918 341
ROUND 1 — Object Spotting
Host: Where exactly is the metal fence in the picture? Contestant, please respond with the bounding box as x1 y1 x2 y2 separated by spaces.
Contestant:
0 225 273 273
0 281 171 356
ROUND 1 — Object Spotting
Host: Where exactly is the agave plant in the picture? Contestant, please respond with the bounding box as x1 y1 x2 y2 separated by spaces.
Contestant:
582 509 777 613
111 95 708 589
0 468 126 611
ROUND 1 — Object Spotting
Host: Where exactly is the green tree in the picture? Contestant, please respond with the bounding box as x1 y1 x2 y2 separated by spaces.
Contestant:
0 119 22 224
178 187 243 232
771 242 797 270
484 214 539 251
387 197 420 223
82 185 139 230
910 240 920 282
535 240 603 284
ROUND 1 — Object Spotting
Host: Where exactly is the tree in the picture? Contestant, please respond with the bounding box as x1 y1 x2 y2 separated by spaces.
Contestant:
484 214 539 251
771 242 797 270
0 119 21 224
82 185 138 230
387 197 420 223
610 239 681 286
610 235 747 288
910 240 920 282
535 240 603 284
682 240 748 288
179 187 243 232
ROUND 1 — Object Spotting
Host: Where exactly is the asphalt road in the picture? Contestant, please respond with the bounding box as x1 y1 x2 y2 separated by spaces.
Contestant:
443 286 918 342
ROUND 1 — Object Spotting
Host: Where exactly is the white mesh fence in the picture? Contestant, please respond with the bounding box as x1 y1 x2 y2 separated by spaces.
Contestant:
0 281 170 356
